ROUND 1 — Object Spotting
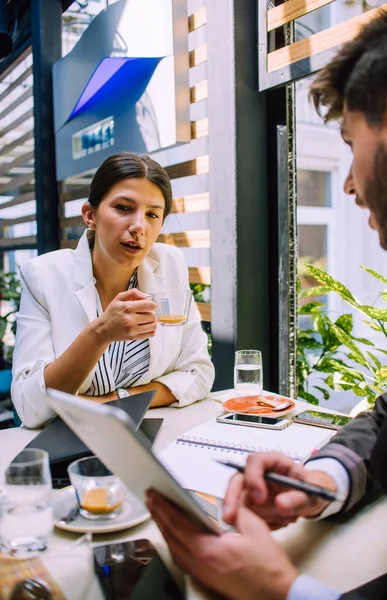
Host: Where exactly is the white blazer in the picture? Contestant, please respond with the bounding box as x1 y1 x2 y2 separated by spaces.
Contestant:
12 232 214 428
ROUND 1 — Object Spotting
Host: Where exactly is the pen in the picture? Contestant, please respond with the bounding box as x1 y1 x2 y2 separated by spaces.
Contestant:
216 459 339 502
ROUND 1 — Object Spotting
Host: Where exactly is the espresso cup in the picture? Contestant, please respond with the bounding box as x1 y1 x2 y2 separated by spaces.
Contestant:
68 457 125 520
152 290 193 326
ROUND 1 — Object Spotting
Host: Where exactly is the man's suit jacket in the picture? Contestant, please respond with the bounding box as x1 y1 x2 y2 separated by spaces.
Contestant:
341 572 387 599
11 232 214 428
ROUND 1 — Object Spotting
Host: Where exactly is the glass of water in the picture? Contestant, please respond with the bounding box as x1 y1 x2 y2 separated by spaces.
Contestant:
234 350 263 396
0 448 53 558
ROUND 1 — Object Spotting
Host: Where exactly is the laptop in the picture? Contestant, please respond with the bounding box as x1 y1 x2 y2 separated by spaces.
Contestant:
26 390 163 488
45 388 219 534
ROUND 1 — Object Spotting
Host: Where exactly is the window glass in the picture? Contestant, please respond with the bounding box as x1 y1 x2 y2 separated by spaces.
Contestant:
298 170 331 207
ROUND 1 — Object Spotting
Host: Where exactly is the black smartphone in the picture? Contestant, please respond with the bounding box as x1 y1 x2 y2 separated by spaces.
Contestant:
293 410 353 430
217 412 291 429
93 539 184 600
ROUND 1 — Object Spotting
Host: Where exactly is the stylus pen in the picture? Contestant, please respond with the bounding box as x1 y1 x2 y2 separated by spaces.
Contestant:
216 459 339 502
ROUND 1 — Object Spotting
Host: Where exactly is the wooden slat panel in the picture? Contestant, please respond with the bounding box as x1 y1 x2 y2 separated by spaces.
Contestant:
268 0 334 32
191 118 208 139
60 216 84 229
0 191 35 210
171 173 208 197
0 131 34 157
0 47 31 84
61 239 78 250
189 266 211 285
158 230 210 247
189 61 207 87
172 193 209 213
189 44 207 68
268 7 381 72
0 151 34 178
60 186 89 203
0 65 33 104
190 98 207 121
188 6 206 32
190 80 208 103
0 88 32 122
196 302 211 321
0 109 33 139
0 214 35 228
0 172 34 194
0 235 36 248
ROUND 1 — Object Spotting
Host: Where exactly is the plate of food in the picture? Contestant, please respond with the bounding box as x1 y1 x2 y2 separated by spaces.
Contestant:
222 394 296 417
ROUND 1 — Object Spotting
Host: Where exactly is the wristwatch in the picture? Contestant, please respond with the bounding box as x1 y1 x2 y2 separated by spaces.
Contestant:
116 388 130 399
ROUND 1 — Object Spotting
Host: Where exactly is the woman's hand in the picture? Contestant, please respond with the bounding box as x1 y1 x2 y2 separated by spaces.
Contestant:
94 289 157 344
222 452 337 530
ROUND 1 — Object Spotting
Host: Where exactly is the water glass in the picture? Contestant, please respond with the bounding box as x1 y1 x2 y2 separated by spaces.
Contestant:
152 290 193 326
0 448 53 558
234 350 263 396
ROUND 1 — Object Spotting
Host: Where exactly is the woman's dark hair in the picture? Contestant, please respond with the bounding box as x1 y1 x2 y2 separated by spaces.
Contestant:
88 152 172 220
310 10 387 125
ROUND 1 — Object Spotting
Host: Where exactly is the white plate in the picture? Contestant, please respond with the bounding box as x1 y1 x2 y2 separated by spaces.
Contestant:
53 486 150 534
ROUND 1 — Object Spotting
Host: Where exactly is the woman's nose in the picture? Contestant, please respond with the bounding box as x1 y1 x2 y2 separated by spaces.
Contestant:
343 172 356 195
128 213 145 234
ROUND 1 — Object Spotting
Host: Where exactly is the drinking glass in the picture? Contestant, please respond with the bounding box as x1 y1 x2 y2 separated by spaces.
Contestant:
68 456 125 520
234 350 263 396
0 448 53 557
152 290 193 326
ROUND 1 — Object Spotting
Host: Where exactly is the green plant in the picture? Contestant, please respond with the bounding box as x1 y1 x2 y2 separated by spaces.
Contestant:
0 271 21 361
298 265 387 408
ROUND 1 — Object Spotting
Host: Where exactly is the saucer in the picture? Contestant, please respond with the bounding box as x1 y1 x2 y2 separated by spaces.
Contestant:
222 394 295 417
53 486 150 534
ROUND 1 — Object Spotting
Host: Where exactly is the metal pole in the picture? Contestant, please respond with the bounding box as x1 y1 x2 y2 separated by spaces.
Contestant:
31 0 62 255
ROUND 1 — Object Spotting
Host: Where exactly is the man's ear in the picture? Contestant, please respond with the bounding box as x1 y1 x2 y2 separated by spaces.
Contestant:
81 202 96 230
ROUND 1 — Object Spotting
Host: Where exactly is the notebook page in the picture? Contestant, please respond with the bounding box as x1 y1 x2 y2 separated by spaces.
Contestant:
157 419 334 498
175 420 333 460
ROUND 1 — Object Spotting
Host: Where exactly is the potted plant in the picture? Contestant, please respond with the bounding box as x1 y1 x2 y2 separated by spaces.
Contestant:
298 265 387 411
0 270 21 369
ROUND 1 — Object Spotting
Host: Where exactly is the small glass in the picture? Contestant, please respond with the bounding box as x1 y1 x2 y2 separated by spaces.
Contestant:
68 457 125 520
0 448 53 558
152 290 193 326
234 350 263 397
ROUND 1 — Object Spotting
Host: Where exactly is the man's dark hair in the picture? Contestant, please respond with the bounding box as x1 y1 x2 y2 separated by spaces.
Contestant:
310 9 387 125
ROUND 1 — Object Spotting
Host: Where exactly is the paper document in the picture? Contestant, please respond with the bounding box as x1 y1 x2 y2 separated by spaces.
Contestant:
158 419 334 498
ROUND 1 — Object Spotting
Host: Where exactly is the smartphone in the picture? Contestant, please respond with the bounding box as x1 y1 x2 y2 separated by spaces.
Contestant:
216 412 291 429
293 410 352 430
93 539 184 600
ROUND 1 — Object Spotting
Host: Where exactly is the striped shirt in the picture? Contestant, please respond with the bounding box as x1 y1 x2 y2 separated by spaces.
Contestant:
87 271 150 396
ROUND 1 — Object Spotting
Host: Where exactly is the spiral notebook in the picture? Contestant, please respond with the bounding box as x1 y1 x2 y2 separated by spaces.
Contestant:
158 419 334 498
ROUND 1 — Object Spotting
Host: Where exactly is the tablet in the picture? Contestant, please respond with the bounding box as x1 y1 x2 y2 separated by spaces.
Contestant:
46 388 219 535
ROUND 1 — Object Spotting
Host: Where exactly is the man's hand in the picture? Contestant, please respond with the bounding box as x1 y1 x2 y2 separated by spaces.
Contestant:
223 452 337 530
146 490 298 600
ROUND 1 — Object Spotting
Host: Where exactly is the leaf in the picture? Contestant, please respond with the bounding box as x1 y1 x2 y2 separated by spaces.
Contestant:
335 314 353 335
363 320 383 332
305 265 358 304
325 372 355 392
351 336 374 346
297 336 322 350
313 385 330 400
358 306 387 321
299 285 331 298
330 323 369 366
361 266 387 285
367 351 382 370
298 389 320 405
298 302 325 314
376 367 387 382
352 383 376 397
328 359 365 381
381 291 387 303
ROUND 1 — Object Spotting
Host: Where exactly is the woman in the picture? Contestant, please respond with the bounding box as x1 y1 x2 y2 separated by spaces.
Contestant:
12 152 214 428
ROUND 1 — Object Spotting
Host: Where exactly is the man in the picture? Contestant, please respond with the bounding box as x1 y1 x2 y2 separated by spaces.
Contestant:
146 9 387 600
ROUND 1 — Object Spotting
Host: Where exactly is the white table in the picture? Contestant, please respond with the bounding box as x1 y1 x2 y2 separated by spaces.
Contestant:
1 396 387 599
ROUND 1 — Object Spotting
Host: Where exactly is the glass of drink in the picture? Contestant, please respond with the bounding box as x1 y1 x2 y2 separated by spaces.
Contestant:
0 448 53 557
152 290 193 326
234 350 263 396
68 456 125 520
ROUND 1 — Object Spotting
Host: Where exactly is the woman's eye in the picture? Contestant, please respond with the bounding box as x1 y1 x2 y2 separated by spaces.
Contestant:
116 204 130 212
148 212 159 219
